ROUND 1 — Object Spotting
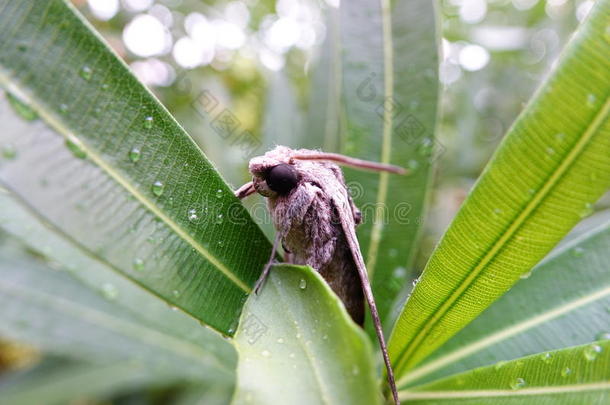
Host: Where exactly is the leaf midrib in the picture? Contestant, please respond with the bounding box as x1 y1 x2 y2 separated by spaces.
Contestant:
399 382 610 400
365 0 394 277
394 95 610 374
0 68 251 294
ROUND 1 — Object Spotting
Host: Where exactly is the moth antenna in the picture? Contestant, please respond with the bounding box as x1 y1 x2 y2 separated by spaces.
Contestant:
235 181 256 199
291 152 407 175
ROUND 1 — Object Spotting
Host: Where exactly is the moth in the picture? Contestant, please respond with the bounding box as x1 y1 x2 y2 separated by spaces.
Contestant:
235 146 404 404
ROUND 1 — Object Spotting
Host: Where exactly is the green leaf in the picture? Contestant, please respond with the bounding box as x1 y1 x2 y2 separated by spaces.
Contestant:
0 255 233 381
399 340 610 404
304 6 341 152
0 0 271 335
399 220 610 388
231 265 381 405
0 359 175 405
389 0 610 376
0 190 236 372
339 0 440 323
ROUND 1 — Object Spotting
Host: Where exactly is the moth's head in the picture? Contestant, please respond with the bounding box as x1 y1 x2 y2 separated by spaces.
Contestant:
248 146 301 198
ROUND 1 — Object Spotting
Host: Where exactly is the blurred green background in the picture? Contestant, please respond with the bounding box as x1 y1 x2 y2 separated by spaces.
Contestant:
1 0 607 402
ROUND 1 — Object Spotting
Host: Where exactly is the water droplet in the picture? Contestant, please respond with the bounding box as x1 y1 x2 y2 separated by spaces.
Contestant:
59 103 69 114
128 147 141 163
217 240 225 247
540 352 552 364
187 208 200 223
172 290 181 298
561 367 572 377
520 270 532 280
493 208 503 215
215 213 224 224
277 337 284 344
583 344 602 361
101 283 118 300
2 144 17 159
133 258 144 271
65 136 87 159
579 203 594 218
170 305 179 311
417 138 434 157
144 116 153 129
152 181 165 196
215 189 223 199
261 350 271 358
299 279 307 290
6 92 38 121
586 93 597 108
393 267 406 278
546 147 555 156
572 247 585 258
79 65 92 81
596 332 610 340
510 377 526 390
407 159 419 172
494 361 507 371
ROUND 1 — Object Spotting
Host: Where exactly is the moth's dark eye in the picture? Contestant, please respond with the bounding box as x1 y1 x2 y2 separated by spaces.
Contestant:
266 163 298 195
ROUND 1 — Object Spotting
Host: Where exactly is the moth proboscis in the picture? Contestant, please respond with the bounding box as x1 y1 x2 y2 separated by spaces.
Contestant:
236 146 406 405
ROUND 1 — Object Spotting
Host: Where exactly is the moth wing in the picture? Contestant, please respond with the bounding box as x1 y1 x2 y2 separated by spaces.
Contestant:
328 184 400 404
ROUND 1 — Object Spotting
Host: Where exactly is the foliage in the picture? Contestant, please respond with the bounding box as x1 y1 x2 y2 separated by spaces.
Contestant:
0 0 608 404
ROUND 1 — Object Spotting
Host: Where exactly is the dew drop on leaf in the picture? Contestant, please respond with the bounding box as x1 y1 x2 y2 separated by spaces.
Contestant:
59 103 69 114
144 116 154 129
510 377 526 390
596 332 610 340
540 352 552 364
133 258 144 271
561 367 572 377
100 283 118 300
152 181 165 196
172 290 181 298
79 65 92 81
216 189 223 198
187 208 199 223
215 213 224 224
520 270 532 280
299 279 307 290
65 136 87 159
261 350 271 358
407 159 419 172
571 247 585 258
128 147 141 163
6 92 38 121
579 203 594 218
586 93 597 108
583 344 602 361
2 144 17 160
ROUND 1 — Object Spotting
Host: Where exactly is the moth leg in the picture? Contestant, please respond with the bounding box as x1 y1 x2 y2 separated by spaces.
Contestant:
282 241 294 263
254 231 283 294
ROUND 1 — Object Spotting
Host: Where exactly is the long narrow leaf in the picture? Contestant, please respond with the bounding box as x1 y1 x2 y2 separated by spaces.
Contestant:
399 340 610 404
339 0 440 323
0 256 232 381
0 190 236 369
400 220 610 388
389 0 610 376
0 0 270 335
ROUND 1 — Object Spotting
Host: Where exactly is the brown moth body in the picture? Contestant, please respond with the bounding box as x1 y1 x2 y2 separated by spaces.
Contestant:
236 145 403 405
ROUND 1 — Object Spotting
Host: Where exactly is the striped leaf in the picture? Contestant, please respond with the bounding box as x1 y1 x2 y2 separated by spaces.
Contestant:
389 0 610 376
